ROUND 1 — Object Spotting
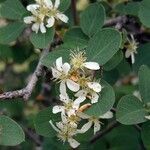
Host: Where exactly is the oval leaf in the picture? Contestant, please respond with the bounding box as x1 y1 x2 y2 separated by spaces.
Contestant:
30 27 55 49
116 95 147 125
86 28 122 65
0 115 25 146
80 3 105 37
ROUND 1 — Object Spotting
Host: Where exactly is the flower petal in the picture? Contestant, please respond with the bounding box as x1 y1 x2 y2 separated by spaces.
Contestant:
131 52 135 64
77 112 90 119
59 93 69 103
66 79 80 92
54 0 60 9
51 67 61 78
87 82 102 93
75 90 87 97
40 22 46 33
44 0 53 8
74 96 86 105
24 16 36 24
61 112 68 123
62 63 70 74
32 23 40 33
145 115 150 120
94 120 101 134
46 16 55 28
100 111 113 119
83 62 100 70
60 81 67 96
125 50 131 58
78 121 93 133
91 92 99 104
52 105 64 114
49 120 60 132
56 13 69 23
56 57 63 71
68 138 80 149
27 4 39 12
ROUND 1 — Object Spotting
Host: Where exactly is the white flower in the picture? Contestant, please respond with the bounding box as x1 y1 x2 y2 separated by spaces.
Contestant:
24 0 69 33
49 120 80 148
70 51 100 70
125 34 138 64
52 94 86 116
51 57 80 94
77 111 113 134
145 115 150 120
75 82 102 104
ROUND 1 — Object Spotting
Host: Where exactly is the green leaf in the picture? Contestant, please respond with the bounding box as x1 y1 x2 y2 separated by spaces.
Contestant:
139 0 150 28
0 22 26 44
58 0 71 12
80 3 105 37
139 65 150 104
62 27 89 49
104 50 123 71
133 43 150 72
0 44 12 60
86 28 122 65
0 0 27 20
41 47 71 68
115 2 140 16
86 80 115 117
116 95 147 125
141 122 150 149
0 115 25 146
34 107 60 137
30 27 55 49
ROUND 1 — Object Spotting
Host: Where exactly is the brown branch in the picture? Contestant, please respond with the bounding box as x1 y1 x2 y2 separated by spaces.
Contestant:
90 120 119 143
0 46 50 101
71 0 78 25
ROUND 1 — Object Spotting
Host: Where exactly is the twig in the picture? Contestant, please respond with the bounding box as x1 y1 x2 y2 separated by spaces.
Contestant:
0 46 50 101
104 16 127 27
71 0 78 25
90 120 119 143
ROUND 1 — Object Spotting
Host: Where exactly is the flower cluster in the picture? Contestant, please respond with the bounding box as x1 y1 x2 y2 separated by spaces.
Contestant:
125 34 138 64
49 51 113 148
24 0 68 33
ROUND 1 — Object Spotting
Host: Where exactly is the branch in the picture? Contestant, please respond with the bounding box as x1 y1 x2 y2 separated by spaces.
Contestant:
90 120 119 143
0 46 50 101
71 0 78 25
104 16 127 27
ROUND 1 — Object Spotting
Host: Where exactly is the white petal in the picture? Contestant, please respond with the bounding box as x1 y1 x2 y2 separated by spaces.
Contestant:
49 120 60 132
60 81 67 96
68 138 80 149
27 4 39 11
83 62 100 70
145 115 150 120
66 79 80 92
52 105 64 114
74 96 86 105
91 92 99 104
125 50 131 58
87 82 102 93
79 121 93 133
100 111 113 119
24 16 36 24
51 67 61 78
56 122 64 130
54 0 60 9
75 90 87 97
77 112 90 119
62 63 71 75
59 93 69 103
44 0 53 8
40 23 46 33
46 17 55 28
94 121 101 134
56 13 69 23
61 112 68 123
56 57 63 71
67 109 76 117
32 23 40 33
131 53 135 64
